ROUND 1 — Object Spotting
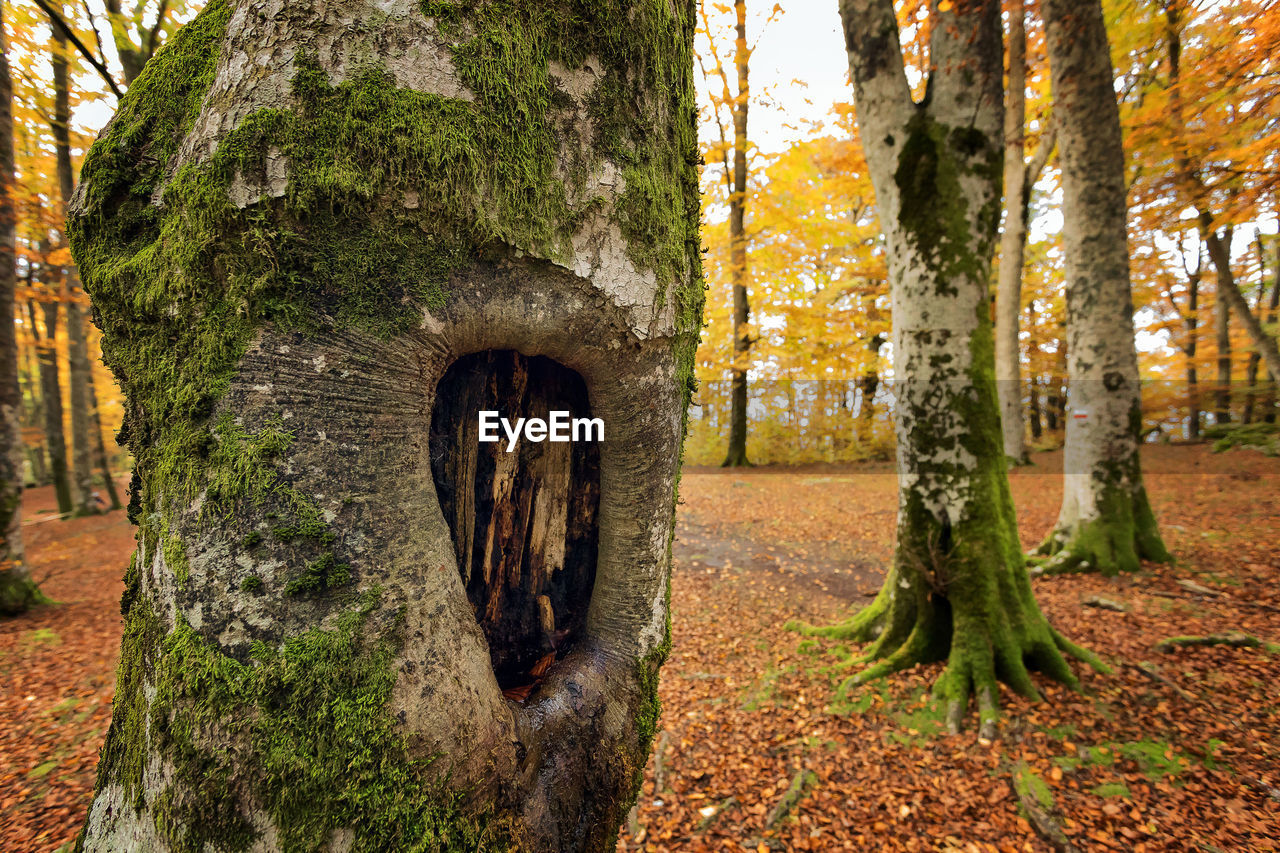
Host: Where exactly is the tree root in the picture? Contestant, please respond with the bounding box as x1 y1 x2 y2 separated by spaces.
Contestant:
1009 760 1081 853
1155 632 1278 654
784 587 888 643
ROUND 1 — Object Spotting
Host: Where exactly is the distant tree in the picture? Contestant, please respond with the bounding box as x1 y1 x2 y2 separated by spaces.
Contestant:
995 0 1055 466
699 0 758 467
1036 0 1171 574
0 0 46 615
794 0 1102 737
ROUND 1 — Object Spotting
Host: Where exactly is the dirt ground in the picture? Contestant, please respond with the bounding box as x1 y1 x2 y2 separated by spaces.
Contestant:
2 445 1278 852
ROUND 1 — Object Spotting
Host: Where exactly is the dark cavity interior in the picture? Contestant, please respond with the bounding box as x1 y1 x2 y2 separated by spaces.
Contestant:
430 350 601 692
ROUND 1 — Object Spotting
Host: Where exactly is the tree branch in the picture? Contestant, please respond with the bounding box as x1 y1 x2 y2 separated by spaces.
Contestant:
33 0 124 98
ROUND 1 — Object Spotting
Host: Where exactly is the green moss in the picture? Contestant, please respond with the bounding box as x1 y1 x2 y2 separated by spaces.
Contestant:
239 575 263 593
283 553 352 597
148 591 509 852
893 113 1000 293
1013 764 1055 812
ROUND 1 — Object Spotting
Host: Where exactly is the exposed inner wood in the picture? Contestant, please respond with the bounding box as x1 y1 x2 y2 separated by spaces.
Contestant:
430 350 600 690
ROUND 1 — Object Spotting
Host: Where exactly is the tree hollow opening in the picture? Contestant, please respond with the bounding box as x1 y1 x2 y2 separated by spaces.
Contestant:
430 350 601 694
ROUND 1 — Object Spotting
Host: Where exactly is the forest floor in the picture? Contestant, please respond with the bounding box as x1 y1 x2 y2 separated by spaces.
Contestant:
1 446 1278 852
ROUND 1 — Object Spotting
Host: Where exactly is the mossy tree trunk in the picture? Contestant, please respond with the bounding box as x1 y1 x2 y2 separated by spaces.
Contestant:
794 0 1101 738
69 1 702 850
1036 0 1171 575
0 0 46 616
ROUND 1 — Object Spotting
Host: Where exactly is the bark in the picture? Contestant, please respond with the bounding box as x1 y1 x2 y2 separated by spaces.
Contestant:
69 2 702 850
21 301 49 485
795 0 1101 736
85 368 122 509
1185 257 1202 439
51 11 107 515
1037 0 1170 574
35 299 72 516
1211 228 1233 424
1242 234 1266 423
723 0 751 468
995 0 1041 466
855 333 883 446
0 0 44 615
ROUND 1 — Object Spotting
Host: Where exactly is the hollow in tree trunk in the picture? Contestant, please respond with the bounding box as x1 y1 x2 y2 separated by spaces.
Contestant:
1036 0 1171 575
68 1 702 849
793 0 1103 737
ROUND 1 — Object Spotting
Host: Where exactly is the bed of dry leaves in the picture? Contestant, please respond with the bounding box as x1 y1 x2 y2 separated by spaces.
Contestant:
2 446 1277 852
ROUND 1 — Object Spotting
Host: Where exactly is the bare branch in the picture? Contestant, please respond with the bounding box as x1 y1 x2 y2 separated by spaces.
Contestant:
32 0 124 98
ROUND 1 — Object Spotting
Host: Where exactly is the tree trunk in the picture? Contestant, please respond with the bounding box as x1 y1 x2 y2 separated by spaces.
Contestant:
1243 234 1266 423
723 0 751 467
1211 229 1233 424
1186 259 1201 439
796 0 1100 737
69 2 701 849
85 364 122 509
20 299 50 486
51 12 108 515
35 299 72 516
1037 0 1170 574
0 0 45 615
995 0 1030 466
1203 225 1280 386
1263 235 1279 423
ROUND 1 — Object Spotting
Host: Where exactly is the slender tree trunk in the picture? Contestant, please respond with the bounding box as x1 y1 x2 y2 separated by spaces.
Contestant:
0 0 45 614
1038 0 1170 574
1263 235 1279 422
85 365 121 509
996 0 1030 466
1211 228 1234 425
1203 224 1280 386
20 299 50 485
855 333 882 446
796 0 1101 737
1243 234 1266 423
50 9 101 516
1028 376 1042 439
1185 260 1201 439
70 2 701 849
35 298 72 516
723 0 751 467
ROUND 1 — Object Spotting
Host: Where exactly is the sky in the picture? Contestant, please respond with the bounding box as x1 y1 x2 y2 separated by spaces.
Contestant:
709 4 852 154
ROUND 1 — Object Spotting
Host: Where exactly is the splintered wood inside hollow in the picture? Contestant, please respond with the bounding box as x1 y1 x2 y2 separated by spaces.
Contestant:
430 350 600 691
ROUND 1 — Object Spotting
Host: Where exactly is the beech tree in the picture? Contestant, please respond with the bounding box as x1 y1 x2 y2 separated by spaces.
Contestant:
70 1 702 850
793 0 1100 737
994 0 1054 466
1036 0 1171 574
